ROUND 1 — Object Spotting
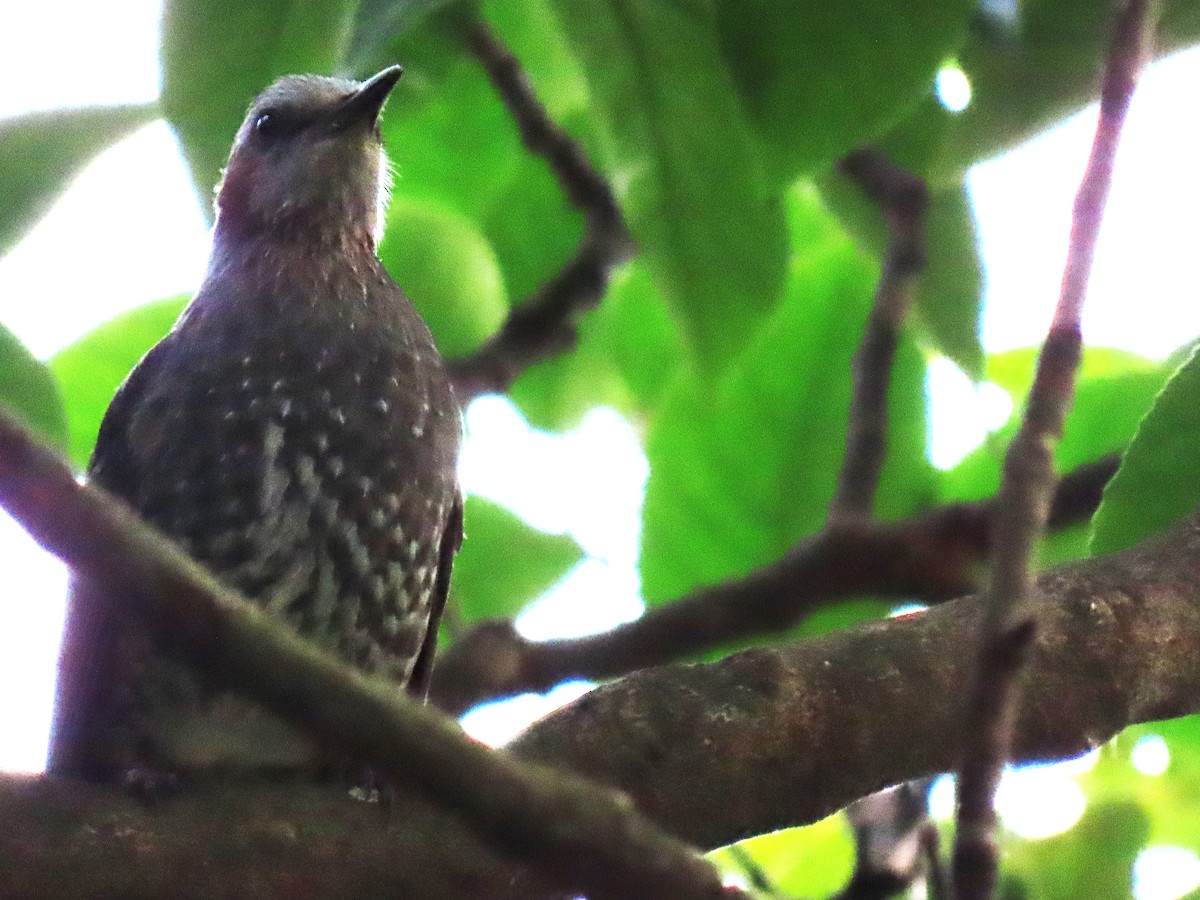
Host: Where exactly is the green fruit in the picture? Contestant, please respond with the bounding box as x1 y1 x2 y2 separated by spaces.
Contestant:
379 197 508 359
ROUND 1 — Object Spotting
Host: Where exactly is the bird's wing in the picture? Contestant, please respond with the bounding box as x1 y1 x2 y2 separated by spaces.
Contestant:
47 338 175 777
406 493 463 700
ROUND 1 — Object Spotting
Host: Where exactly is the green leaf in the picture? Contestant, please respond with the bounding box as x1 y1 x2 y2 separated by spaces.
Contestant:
508 262 685 432
343 0 458 72
0 104 156 257
716 0 974 183
379 20 585 309
640 194 933 606
546 0 789 372
941 348 1169 506
0 323 68 452
50 297 188 468
1090 344 1200 556
709 813 855 897
878 0 1200 183
822 177 984 378
161 0 360 207
378 197 508 359
453 496 583 623
1003 800 1149 900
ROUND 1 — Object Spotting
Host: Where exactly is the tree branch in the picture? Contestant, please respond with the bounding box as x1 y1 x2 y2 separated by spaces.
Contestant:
446 16 635 401
511 513 1200 850
829 148 928 522
951 2 1157 895
0 408 735 900
429 455 1119 715
7 509 1200 896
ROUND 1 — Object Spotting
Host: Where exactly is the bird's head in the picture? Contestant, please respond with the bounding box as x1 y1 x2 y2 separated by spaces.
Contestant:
213 66 402 249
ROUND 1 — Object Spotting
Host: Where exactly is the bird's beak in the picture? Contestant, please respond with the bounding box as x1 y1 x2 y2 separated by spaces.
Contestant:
331 65 403 132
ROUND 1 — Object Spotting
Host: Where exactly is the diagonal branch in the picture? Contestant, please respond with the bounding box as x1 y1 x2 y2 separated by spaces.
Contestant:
429 455 1118 715
446 17 635 402
829 148 928 522
951 2 1158 896
0 408 736 900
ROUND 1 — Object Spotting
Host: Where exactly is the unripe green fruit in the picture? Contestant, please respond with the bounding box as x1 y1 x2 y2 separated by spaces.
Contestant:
379 198 508 359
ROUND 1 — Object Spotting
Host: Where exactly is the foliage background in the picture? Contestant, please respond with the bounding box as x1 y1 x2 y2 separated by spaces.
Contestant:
4 0 1200 896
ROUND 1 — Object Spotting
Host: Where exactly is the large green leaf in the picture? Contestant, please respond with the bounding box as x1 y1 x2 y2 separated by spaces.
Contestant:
1002 800 1149 900
1090 344 1200 556
822 177 984 378
879 0 1200 183
716 0 975 183
161 0 360 207
452 495 583 624
378 19 584 313
508 261 684 431
49 296 188 468
0 104 156 257
640 186 934 605
941 348 1170 507
0 323 68 452
545 0 789 372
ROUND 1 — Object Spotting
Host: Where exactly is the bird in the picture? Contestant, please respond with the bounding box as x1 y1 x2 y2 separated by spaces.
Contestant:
48 65 463 780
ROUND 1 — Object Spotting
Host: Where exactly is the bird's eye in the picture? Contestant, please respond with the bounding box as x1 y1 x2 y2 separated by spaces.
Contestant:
252 111 285 142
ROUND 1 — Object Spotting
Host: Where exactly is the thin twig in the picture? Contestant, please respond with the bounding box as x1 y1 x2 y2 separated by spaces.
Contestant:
830 148 929 522
829 149 931 891
430 455 1118 714
951 2 1157 897
922 823 949 900
0 409 737 900
446 17 635 401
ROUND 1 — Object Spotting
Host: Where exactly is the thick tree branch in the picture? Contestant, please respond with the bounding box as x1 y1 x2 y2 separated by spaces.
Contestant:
0 409 735 900
0 775 563 900
430 455 1119 715
829 149 928 522
6 510 1200 896
511 513 1200 850
446 17 635 401
952 2 1156 895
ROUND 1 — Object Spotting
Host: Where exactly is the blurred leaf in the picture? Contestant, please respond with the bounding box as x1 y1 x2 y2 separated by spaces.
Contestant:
879 0 1200 183
1090 344 1200 556
161 0 359 207
1003 800 1149 900
717 0 974 183
547 0 789 372
483 0 589 122
453 495 583 623
641 189 934 605
0 323 68 452
50 297 188 468
0 104 156 257
1093 718 1200 851
709 813 855 897
823 177 984 377
508 262 684 431
379 21 585 310
940 348 1169 506
379 197 508 359
477 144 585 312
343 0 459 72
